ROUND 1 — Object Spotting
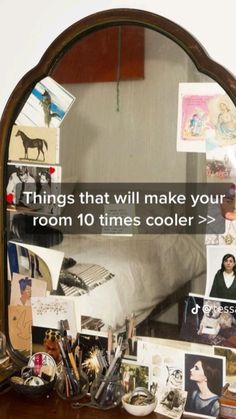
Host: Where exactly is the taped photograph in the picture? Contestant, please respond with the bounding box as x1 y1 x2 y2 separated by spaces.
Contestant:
15 76 75 128
8 125 60 164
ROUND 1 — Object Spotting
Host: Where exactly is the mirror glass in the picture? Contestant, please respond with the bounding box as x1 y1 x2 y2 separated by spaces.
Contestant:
4 23 236 359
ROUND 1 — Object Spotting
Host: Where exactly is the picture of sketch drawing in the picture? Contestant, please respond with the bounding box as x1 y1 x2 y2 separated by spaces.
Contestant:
31 296 77 338
8 305 32 351
156 388 187 419
8 125 59 164
15 76 75 128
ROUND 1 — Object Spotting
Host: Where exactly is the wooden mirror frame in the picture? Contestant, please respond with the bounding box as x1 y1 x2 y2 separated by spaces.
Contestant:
1 8 236 363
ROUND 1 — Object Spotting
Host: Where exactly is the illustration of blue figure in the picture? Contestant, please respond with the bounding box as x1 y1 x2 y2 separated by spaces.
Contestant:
217 102 236 140
19 277 32 306
189 113 203 136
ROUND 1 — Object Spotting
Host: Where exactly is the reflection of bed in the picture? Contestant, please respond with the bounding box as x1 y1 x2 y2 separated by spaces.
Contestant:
53 234 206 331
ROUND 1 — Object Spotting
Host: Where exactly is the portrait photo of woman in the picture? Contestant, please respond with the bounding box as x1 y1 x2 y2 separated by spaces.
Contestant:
206 245 236 301
184 353 224 418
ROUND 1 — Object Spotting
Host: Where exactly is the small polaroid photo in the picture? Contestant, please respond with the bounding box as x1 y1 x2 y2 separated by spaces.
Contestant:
155 388 187 419
15 76 75 128
176 82 225 153
81 315 105 333
6 162 61 214
184 352 225 418
120 359 149 394
8 125 60 164
206 245 236 302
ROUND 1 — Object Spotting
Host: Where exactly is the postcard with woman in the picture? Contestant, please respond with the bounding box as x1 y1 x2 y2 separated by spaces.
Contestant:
176 82 225 153
207 94 236 148
6 162 61 214
180 293 236 348
205 245 236 302
15 76 75 128
184 352 225 418
8 125 60 164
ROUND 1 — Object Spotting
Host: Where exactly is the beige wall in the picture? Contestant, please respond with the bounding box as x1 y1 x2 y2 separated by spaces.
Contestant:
60 28 210 184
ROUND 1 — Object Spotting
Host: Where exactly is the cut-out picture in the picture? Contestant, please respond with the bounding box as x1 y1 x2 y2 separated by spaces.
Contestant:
6 163 61 214
15 76 75 128
10 273 47 306
206 245 236 301
177 82 225 153
180 294 236 348
184 352 224 418
8 125 60 164
120 360 149 394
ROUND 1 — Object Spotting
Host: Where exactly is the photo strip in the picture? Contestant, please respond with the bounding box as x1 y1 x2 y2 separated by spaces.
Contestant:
6 163 61 215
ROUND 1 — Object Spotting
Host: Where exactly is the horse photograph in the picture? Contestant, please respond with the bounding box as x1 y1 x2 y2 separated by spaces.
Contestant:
8 125 60 164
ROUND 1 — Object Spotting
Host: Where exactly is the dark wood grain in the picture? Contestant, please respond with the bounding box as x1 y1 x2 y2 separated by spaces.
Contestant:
0 389 197 419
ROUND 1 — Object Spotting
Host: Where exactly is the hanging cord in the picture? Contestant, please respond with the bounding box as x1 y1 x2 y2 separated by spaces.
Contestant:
116 26 122 112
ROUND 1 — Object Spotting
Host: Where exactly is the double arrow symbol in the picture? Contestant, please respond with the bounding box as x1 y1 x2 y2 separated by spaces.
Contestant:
198 215 215 225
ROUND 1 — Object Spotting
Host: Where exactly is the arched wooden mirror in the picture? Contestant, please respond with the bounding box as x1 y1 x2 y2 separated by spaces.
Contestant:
1 9 236 366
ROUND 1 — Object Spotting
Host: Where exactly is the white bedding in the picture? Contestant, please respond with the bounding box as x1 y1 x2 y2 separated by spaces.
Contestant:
53 234 206 331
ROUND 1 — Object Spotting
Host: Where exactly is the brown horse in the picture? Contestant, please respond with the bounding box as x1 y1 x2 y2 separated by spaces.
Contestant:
16 130 48 161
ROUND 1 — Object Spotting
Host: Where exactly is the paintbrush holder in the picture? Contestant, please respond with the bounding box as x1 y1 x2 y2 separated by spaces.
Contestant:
55 366 89 401
90 373 123 409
